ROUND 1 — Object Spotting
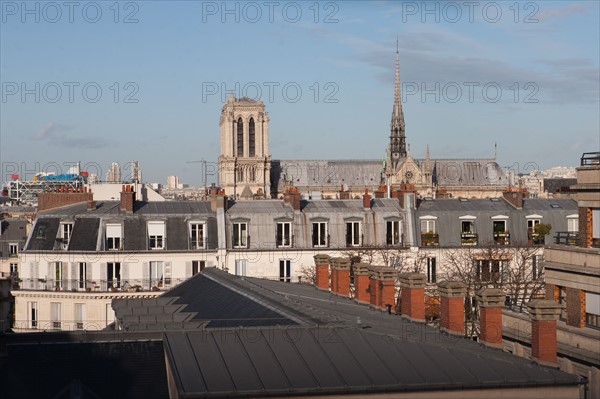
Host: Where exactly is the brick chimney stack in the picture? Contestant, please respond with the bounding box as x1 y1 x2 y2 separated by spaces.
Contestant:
352 263 370 304
120 184 136 214
313 255 330 291
86 199 97 211
283 186 301 211
399 273 426 322
477 288 505 348
330 258 351 297
363 189 371 209
438 281 468 336
527 300 564 366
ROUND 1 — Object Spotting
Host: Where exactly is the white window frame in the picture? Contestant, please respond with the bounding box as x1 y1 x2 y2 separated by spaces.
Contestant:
386 220 401 246
419 217 437 233
9 263 18 276
189 222 206 249
51 302 61 329
427 257 437 284
78 262 87 289
233 222 248 248
148 221 165 250
107 262 121 289
60 222 74 249
346 221 362 247
276 221 292 248
106 223 122 250
149 261 164 288
74 303 85 330
311 221 328 248
54 261 63 289
28 301 38 329
279 259 292 282
567 214 579 233
9 243 18 257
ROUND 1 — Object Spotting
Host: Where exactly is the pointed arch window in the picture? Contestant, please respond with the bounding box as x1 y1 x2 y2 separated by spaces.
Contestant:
237 117 244 157
249 117 255 157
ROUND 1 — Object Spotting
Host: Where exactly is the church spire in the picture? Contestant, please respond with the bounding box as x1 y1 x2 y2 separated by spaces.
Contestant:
389 38 407 169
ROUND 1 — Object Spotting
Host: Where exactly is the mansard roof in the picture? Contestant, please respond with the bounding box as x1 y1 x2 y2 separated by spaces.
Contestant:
37 200 214 217
273 159 383 188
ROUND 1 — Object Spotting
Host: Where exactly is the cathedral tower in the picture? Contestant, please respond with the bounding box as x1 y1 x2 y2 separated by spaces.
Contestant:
389 41 407 170
218 94 271 198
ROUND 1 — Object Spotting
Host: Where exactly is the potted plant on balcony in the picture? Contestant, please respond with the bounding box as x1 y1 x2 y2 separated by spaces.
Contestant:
533 223 552 245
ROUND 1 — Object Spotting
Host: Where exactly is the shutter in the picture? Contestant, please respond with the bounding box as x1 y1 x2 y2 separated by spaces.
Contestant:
593 209 600 239
185 261 192 277
61 262 68 289
29 262 36 289
86 263 92 288
100 263 107 290
70 262 77 290
142 262 149 289
164 262 172 287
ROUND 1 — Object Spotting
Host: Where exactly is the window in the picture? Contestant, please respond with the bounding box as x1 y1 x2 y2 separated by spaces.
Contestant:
78 262 87 289
74 303 85 330
107 262 121 289
276 222 292 247
148 221 165 250
421 219 436 233
279 260 291 282
9 243 18 257
585 292 600 330
493 220 507 233
192 260 205 275
237 117 244 157
150 261 164 288
493 219 509 244
312 222 328 247
54 262 63 289
249 117 255 157
29 302 38 329
189 222 206 249
593 209 600 247
527 219 540 233
51 302 61 329
475 260 503 282
461 220 477 245
426 257 436 283
567 217 579 233
9 263 18 277
346 221 361 247
386 220 400 245
461 221 475 234
233 222 248 248
60 223 73 249
106 223 122 250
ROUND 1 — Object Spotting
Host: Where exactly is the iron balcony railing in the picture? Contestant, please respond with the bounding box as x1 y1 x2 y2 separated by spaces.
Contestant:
581 152 600 166
15 278 187 292
554 231 580 246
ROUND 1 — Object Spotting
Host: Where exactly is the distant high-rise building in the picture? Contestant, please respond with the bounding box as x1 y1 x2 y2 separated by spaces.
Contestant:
130 161 142 183
106 162 121 183
167 175 180 189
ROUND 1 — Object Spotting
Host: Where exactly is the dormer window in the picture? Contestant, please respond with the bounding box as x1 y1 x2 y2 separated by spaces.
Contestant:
148 221 165 250
59 222 74 249
233 221 248 248
189 222 206 249
106 223 122 250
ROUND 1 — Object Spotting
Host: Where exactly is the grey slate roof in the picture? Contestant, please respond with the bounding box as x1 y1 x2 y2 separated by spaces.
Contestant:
0 335 168 399
26 217 60 250
272 159 384 189
0 218 28 258
415 198 577 246
302 199 368 214
38 200 214 216
228 200 294 215
68 218 100 251
431 159 506 186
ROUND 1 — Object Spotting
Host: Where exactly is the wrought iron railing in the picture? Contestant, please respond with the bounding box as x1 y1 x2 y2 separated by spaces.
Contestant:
554 231 579 246
15 278 187 292
581 152 600 166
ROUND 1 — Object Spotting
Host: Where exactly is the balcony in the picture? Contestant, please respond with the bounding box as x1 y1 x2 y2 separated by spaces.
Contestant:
528 231 544 245
493 232 510 245
461 232 478 246
15 278 187 293
554 232 580 246
421 232 439 247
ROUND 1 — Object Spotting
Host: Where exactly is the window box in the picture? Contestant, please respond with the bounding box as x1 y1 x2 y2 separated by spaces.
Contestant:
421 232 439 246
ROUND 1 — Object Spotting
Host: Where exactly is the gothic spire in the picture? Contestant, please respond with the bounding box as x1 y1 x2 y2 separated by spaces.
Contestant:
389 38 407 169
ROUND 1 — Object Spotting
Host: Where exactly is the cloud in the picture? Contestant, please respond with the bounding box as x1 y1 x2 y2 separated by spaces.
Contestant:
536 4 587 22
31 122 116 149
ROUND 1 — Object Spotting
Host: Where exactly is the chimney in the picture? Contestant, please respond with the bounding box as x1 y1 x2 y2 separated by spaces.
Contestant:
438 281 468 336
362 189 371 209
37 187 93 212
86 200 97 211
352 263 370 304
399 273 426 322
120 184 136 214
313 255 330 291
283 186 301 211
339 185 350 200
210 191 226 212
527 300 564 366
477 288 505 348
330 257 351 297
502 188 524 209
368 266 381 309
379 267 397 313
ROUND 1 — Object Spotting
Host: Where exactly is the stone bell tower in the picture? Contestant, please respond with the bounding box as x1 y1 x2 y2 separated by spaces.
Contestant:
218 94 272 198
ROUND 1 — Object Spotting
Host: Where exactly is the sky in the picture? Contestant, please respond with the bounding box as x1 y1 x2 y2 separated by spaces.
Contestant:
1 0 599 186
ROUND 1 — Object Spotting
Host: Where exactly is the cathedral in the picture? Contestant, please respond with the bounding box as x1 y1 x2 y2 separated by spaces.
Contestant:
218 47 508 200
